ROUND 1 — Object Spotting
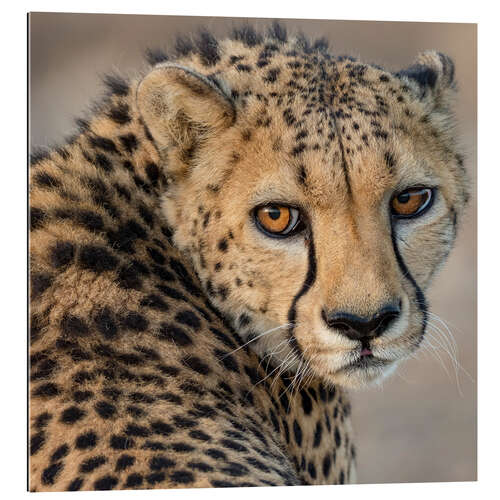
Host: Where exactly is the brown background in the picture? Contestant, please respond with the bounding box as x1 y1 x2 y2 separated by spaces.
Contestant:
29 13 477 484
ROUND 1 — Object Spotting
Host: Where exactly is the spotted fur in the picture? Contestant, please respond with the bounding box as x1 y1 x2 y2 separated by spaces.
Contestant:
29 23 468 491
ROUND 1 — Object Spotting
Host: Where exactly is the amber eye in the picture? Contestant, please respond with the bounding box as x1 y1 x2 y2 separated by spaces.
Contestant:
254 205 302 237
391 187 434 218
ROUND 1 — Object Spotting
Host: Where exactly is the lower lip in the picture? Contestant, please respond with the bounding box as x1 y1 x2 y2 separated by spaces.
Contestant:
360 348 373 357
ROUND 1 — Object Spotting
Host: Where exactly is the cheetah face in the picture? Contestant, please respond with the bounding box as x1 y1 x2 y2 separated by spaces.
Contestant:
138 50 469 389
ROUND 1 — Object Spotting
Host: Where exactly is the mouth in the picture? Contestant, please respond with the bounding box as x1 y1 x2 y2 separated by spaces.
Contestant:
335 345 393 377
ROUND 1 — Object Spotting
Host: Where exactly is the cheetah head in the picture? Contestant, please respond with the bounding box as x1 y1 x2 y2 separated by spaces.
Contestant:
137 44 469 389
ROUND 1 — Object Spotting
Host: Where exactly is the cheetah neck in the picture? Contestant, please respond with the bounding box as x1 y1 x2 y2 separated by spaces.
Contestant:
30 76 355 488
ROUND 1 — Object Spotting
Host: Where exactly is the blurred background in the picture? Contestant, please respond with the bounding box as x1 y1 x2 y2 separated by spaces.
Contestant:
29 13 477 485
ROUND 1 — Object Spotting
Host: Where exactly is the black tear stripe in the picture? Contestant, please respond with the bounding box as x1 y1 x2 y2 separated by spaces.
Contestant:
390 224 428 345
287 231 318 358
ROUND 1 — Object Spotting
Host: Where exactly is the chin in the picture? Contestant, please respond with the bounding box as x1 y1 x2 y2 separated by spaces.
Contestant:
313 356 401 390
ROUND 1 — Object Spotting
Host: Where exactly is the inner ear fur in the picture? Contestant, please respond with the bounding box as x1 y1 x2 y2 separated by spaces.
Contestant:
137 63 236 161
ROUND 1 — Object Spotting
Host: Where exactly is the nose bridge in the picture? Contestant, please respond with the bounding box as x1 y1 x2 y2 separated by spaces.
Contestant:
316 210 398 315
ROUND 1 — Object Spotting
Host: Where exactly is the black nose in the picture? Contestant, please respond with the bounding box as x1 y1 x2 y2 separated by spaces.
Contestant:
323 303 401 341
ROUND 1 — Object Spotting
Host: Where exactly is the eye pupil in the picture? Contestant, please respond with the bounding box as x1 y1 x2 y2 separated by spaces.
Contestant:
268 206 281 220
397 193 410 204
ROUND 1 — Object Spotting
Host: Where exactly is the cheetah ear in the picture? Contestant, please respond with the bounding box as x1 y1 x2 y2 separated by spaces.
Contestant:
395 51 456 109
137 63 235 155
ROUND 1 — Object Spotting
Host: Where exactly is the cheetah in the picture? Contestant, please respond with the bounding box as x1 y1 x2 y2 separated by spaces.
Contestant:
29 22 469 491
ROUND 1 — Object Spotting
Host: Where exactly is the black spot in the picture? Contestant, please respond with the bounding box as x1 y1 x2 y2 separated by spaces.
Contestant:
322 453 332 477
269 408 280 433
171 442 196 453
220 439 248 453
146 471 166 486
30 431 45 455
75 431 98 450
205 448 227 460
50 444 69 462
215 349 239 372
293 420 302 447
103 74 129 96
117 265 143 290
182 356 211 375
189 403 216 419
79 245 118 273
268 21 287 42
236 64 252 72
313 421 323 448
116 454 135 472
34 412 52 430
245 456 270 473
125 473 143 488
67 477 84 491
30 148 50 165
384 151 396 171
157 391 182 405
30 358 58 381
147 246 165 265
264 68 280 83
110 434 135 450
95 400 116 419
107 102 131 125
159 323 192 346
373 129 388 140
114 182 131 201
41 462 63 485
170 470 194 484
125 423 151 437
292 143 306 156
195 30 220 66
308 461 317 479
169 257 203 296
94 307 118 339
232 25 262 47
94 475 118 490
102 387 122 400
150 266 174 284
279 391 290 413
150 420 174 437
339 470 345 484
189 429 211 442
172 414 197 429
89 135 119 154
300 389 313 415
209 327 237 350
145 163 160 184
188 461 214 473
129 392 155 404
334 426 342 446
80 456 107 473
221 462 250 477
31 273 53 298
150 456 175 471
60 406 86 424
34 171 61 189
32 382 60 398
238 313 251 327
60 313 89 337
30 207 46 230
175 310 201 330
122 311 148 332
107 220 148 254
